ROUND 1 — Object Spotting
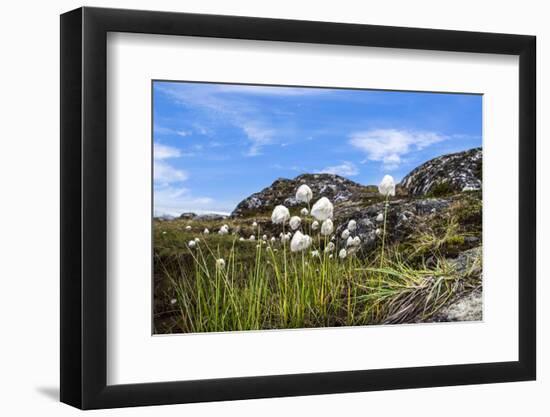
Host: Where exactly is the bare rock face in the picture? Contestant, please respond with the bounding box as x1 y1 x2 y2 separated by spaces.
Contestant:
333 197 455 252
433 290 482 322
231 173 378 217
399 147 482 196
430 247 483 322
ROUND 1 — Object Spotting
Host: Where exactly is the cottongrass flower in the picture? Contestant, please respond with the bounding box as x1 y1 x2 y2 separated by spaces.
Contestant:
170 298 177 305
271 237 276 242
239 237 244 241
216 258 226 269
262 234 267 241
311 250 320 258
162 231 167 235
324 241 335 252
188 240 196 248
249 235 256 241
347 220 357 232
252 221 258 227
203 228 210 234
290 231 312 252
321 219 333 236
311 197 334 221
339 248 347 259
271 205 290 225
218 225 229 235
375 228 381 236
194 237 200 243
289 216 302 231
347 236 361 254
301 208 309 216
346 236 361 247
378 174 396 197
312 220 319 231
329 254 333 259
341 229 350 240
185 225 192 231
296 184 313 203
376 213 384 222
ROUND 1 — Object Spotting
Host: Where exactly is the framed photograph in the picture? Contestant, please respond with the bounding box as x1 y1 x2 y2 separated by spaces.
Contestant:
60 7 536 409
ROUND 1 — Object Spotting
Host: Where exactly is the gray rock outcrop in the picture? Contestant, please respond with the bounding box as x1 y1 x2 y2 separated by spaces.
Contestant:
400 147 482 196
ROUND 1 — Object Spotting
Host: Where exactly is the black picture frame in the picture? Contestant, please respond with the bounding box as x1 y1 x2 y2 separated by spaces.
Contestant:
60 6 536 410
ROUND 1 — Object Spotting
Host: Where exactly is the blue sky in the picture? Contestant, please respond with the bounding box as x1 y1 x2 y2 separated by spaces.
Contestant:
153 81 482 216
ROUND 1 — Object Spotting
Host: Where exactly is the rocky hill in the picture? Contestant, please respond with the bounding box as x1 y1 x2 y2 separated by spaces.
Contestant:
400 147 482 196
231 173 383 217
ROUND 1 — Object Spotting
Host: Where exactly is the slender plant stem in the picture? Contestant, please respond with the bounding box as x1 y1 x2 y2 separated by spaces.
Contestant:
380 195 390 267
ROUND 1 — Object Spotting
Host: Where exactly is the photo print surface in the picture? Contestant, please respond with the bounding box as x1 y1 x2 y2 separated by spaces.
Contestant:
153 81 482 334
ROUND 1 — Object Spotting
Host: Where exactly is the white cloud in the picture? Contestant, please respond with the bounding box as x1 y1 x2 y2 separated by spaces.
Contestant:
152 142 188 184
154 142 181 160
176 130 190 137
318 161 359 177
158 84 282 156
154 161 188 184
154 185 232 217
349 129 447 169
215 84 327 97
242 123 275 156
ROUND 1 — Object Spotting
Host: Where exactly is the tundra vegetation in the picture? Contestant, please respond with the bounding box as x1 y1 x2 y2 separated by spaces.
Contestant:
154 148 482 333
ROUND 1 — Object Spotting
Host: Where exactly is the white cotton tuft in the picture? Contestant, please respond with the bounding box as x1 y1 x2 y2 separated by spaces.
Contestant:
296 184 313 203
290 231 312 252
339 249 347 259
301 208 309 216
310 197 334 221
271 205 290 225
289 216 302 231
216 258 225 269
341 229 350 240
376 213 384 222
347 220 357 232
321 219 334 236
378 175 396 197
324 242 335 252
